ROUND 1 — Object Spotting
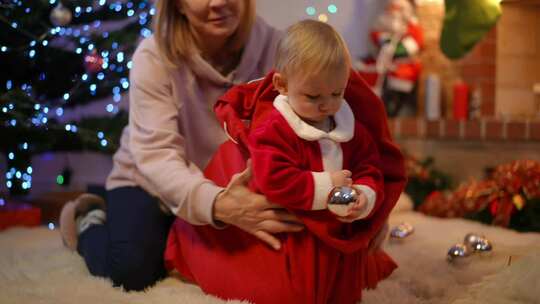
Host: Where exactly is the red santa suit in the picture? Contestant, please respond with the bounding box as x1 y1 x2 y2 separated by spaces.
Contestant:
164 71 406 304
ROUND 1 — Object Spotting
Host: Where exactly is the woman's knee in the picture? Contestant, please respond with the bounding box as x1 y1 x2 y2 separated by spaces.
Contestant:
109 241 167 291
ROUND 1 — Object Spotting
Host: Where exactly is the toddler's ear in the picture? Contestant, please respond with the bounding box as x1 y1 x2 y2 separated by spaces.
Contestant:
272 73 288 95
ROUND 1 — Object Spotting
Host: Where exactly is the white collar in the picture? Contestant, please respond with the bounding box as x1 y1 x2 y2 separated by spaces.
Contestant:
273 94 354 142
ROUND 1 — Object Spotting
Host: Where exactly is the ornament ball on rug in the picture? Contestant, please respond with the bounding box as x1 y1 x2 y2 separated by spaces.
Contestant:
447 243 471 265
464 233 493 254
390 222 415 239
327 186 358 217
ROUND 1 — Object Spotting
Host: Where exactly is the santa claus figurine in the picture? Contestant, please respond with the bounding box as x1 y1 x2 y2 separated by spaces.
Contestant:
358 0 424 117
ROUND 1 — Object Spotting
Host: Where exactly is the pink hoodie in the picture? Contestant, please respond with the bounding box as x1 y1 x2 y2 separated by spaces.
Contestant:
106 17 281 226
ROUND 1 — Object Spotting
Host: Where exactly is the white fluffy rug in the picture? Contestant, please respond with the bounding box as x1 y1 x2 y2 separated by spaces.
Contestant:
1 203 540 304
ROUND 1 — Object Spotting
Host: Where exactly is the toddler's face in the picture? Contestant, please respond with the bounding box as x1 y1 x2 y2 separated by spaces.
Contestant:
278 67 349 124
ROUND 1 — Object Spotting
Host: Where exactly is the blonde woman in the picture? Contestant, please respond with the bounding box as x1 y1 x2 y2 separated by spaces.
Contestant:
59 0 304 291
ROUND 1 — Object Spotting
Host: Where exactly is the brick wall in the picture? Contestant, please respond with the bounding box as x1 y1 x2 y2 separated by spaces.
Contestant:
496 1 540 119
416 2 496 118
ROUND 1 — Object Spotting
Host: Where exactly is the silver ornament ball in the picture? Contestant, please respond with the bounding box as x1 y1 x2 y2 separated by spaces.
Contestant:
447 243 471 264
464 233 493 253
327 186 358 217
390 222 414 239
50 3 72 27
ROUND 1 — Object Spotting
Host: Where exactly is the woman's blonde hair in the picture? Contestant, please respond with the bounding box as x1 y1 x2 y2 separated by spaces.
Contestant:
275 19 351 78
153 0 255 67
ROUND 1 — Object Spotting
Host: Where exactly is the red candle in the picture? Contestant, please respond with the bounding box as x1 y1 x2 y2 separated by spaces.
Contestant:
453 82 469 120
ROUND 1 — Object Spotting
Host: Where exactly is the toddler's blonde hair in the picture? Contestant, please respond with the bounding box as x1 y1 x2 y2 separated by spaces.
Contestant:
275 20 351 78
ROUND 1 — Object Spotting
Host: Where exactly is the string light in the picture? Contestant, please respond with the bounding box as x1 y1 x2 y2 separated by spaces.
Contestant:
2 0 155 194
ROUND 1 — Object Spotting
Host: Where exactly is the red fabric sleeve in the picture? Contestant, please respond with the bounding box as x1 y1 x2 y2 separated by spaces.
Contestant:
248 115 316 211
348 122 385 219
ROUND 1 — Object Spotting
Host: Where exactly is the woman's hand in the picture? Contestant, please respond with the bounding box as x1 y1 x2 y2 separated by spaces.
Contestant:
368 220 389 252
212 160 304 250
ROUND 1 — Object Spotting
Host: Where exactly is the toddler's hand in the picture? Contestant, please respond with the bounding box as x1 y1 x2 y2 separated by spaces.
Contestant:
336 192 368 223
330 170 352 187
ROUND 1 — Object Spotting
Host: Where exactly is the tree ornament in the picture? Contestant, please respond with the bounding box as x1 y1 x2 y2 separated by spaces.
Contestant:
50 2 72 27
84 51 104 74
327 186 358 217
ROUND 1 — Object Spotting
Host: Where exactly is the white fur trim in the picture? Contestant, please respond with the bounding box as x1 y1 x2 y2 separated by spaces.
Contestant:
311 171 333 210
318 139 342 172
387 76 414 93
273 95 354 142
401 36 420 56
351 185 376 219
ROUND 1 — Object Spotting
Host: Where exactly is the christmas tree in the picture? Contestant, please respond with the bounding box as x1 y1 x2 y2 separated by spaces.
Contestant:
1 0 155 195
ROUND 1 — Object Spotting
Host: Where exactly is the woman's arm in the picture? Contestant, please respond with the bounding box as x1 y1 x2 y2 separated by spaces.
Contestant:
128 39 223 226
213 161 304 250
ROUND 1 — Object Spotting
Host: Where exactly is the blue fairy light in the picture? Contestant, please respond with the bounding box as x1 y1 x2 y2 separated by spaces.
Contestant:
65 124 72 131
81 74 88 81
97 131 104 139
56 107 64 116
90 84 97 92
121 79 129 89
328 4 338 14
141 28 152 38
22 142 28 150
27 166 33 174
113 94 121 102
100 139 108 147
6 80 12 90
76 48 82 54
28 50 36 58
48 223 55 230
127 60 133 69
116 52 124 63
34 104 41 110
97 72 105 80
10 119 17 126
42 40 48 46
63 93 70 100
306 6 316 16
127 9 134 17
6 181 12 188
106 104 114 112
1 46 7 52
8 152 14 160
